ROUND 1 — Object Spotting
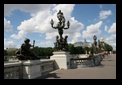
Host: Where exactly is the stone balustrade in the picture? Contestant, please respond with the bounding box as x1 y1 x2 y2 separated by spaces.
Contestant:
40 59 55 76
70 53 103 68
4 59 55 79
4 54 103 79
4 61 22 79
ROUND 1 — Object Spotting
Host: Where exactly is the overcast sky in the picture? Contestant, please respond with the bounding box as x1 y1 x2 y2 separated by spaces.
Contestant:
4 4 116 50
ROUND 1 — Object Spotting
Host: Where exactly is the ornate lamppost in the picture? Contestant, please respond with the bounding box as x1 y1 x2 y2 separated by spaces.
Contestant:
50 10 70 51
50 10 70 39
93 35 97 46
93 35 97 54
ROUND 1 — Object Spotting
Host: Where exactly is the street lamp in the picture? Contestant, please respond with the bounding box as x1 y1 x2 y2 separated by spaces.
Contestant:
50 10 70 51
93 35 97 46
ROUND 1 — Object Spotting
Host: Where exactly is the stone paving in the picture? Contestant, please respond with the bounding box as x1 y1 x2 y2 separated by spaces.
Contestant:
38 54 116 79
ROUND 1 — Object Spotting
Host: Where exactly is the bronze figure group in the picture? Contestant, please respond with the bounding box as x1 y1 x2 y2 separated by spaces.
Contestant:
15 38 40 60
54 35 68 51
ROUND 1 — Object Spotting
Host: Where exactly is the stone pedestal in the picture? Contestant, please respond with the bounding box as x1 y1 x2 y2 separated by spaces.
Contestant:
50 51 71 69
94 54 103 66
22 60 41 79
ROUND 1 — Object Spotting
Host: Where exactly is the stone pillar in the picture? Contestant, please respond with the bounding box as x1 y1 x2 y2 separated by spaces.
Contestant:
22 60 41 79
50 51 71 69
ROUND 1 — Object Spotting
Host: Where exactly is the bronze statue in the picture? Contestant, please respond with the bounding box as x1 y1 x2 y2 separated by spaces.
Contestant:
50 10 70 51
54 35 60 51
15 38 40 60
61 35 68 51
64 35 68 51
54 35 68 51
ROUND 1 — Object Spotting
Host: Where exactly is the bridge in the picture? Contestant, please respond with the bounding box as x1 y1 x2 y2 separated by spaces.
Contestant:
4 54 116 79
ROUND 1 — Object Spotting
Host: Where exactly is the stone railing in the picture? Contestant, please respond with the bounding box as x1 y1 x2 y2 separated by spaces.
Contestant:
40 59 55 76
70 53 103 68
4 61 22 79
4 59 55 79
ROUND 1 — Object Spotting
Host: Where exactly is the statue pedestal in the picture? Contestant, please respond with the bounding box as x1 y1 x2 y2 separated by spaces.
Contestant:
50 51 71 69
94 53 103 66
22 60 41 79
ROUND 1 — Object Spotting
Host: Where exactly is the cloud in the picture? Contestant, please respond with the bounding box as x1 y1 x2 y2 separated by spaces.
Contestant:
40 41 53 47
82 21 102 38
105 34 116 50
106 34 116 41
10 30 27 39
63 17 84 42
4 4 52 17
71 32 82 43
4 39 15 48
7 4 84 45
104 25 108 32
45 32 59 40
4 4 16 17
99 10 112 20
4 18 12 31
52 4 75 20
108 23 116 33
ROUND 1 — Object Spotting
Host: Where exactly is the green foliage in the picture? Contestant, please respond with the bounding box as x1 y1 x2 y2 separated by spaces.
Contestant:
4 42 113 59
104 43 113 51
68 43 75 54
6 49 17 56
68 42 113 54
33 46 40 56
33 46 54 59
4 50 8 56
75 46 84 54
8 51 16 56
68 43 84 54
4 47 54 59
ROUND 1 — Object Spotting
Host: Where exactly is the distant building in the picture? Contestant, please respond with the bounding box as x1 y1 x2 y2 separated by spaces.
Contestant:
74 39 92 47
6 48 18 52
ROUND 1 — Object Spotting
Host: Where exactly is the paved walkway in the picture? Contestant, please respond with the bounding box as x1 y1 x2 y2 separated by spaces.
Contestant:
38 54 116 79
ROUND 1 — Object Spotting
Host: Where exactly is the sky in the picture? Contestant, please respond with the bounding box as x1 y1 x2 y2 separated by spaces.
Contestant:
4 4 116 50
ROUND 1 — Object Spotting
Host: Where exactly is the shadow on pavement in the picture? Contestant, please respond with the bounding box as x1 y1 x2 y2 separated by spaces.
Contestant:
37 73 61 79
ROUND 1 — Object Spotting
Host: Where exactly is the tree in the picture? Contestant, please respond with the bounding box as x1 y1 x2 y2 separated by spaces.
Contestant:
33 46 40 56
75 46 84 54
4 50 8 56
104 43 113 51
68 43 84 54
4 50 8 61
34 47 54 59
68 43 76 54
